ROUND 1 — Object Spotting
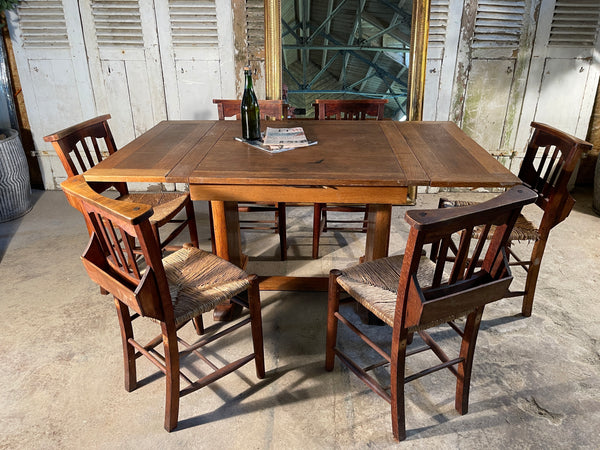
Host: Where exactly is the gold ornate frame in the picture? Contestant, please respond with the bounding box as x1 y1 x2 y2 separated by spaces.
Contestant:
263 0 430 121
263 0 429 201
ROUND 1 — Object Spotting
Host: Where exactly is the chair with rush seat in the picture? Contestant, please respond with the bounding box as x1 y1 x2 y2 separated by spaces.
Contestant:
311 99 388 259
436 122 592 316
44 114 199 252
61 175 265 432
326 186 537 441
213 99 288 260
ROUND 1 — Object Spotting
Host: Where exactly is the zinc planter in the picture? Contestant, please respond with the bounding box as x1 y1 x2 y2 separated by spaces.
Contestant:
0 129 32 222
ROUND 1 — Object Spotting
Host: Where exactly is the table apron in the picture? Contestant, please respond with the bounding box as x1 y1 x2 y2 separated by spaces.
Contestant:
189 184 409 204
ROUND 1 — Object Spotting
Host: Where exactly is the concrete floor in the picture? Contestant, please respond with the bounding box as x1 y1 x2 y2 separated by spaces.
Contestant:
1 187 599 449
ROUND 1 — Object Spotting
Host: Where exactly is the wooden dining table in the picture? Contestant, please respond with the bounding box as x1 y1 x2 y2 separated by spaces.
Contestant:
84 119 521 291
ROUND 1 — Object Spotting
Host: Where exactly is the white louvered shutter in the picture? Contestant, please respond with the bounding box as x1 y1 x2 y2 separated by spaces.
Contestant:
6 0 96 189
155 0 235 120
451 0 537 160
424 0 463 121
77 0 166 147
515 0 600 154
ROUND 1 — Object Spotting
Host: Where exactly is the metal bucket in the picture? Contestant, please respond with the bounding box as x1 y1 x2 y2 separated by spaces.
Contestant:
0 129 32 222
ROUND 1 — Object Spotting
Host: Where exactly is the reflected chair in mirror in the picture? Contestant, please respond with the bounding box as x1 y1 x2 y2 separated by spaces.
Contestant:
213 99 288 260
44 114 199 252
312 98 388 259
435 122 592 317
326 186 538 441
61 175 264 432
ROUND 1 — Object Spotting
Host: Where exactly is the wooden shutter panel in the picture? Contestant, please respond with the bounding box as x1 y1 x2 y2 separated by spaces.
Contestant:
91 0 144 48
428 0 450 49
548 0 600 47
472 0 526 49
169 0 219 49
246 0 265 61
16 0 69 48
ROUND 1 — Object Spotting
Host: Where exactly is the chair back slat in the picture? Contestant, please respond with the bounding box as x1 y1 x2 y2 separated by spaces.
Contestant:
313 99 388 120
465 224 491 279
432 237 450 287
62 176 172 322
399 186 538 330
449 227 474 283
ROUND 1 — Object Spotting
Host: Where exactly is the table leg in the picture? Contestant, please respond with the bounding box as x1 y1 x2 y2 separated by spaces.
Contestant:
364 204 392 261
357 204 392 324
211 201 244 321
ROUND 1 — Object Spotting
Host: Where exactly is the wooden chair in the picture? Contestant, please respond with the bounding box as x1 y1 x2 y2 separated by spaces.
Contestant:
312 99 388 259
326 185 537 441
213 99 289 121
61 175 264 432
44 115 199 252
436 122 592 316
213 99 288 260
313 98 387 120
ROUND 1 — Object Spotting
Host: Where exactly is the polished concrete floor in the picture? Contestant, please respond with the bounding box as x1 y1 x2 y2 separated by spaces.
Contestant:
1 187 599 449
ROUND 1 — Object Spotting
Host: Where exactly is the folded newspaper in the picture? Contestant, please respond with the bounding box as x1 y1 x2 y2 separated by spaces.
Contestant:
262 127 314 150
235 127 317 153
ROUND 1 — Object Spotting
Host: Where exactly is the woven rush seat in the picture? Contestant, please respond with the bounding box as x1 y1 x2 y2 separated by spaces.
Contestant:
162 247 250 326
439 198 540 242
337 255 446 329
120 192 189 226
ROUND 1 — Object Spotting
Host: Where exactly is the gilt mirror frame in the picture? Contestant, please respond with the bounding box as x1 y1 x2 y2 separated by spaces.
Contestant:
263 0 430 121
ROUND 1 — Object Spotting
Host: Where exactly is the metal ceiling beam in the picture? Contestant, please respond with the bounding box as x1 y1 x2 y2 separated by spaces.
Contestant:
283 44 409 52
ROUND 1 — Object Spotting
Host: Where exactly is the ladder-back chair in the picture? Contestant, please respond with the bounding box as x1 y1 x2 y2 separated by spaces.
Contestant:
213 99 288 260
61 175 264 431
313 98 387 120
326 186 537 441
44 115 199 252
312 99 388 259
213 99 289 121
437 122 592 316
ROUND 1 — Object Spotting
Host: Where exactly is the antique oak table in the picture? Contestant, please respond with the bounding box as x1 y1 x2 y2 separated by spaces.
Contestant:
84 120 520 291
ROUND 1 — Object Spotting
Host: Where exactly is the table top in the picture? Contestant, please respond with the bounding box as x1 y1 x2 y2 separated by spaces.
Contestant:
84 120 520 189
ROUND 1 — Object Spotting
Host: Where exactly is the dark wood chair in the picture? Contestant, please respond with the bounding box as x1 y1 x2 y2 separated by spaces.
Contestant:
213 98 289 121
436 122 592 316
213 99 288 260
326 185 537 441
61 175 264 432
44 115 199 252
313 98 387 120
312 99 388 259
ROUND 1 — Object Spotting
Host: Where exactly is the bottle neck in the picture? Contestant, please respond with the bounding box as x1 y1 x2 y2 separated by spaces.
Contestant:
244 71 253 91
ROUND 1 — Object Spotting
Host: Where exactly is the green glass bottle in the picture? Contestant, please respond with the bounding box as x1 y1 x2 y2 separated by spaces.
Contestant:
241 67 261 141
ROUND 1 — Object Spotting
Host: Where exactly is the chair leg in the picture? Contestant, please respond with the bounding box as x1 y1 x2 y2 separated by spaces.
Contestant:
277 202 287 261
208 201 217 254
390 329 409 441
325 270 342 371
192 315 204 335
247 275 265 379
161 322 180 432
521 236 548 317
185 199 199 248
455 306 484 415
312 203 324 259
114 298 137 392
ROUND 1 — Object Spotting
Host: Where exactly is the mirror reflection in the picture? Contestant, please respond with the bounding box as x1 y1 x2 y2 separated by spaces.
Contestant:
281 0 413 120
